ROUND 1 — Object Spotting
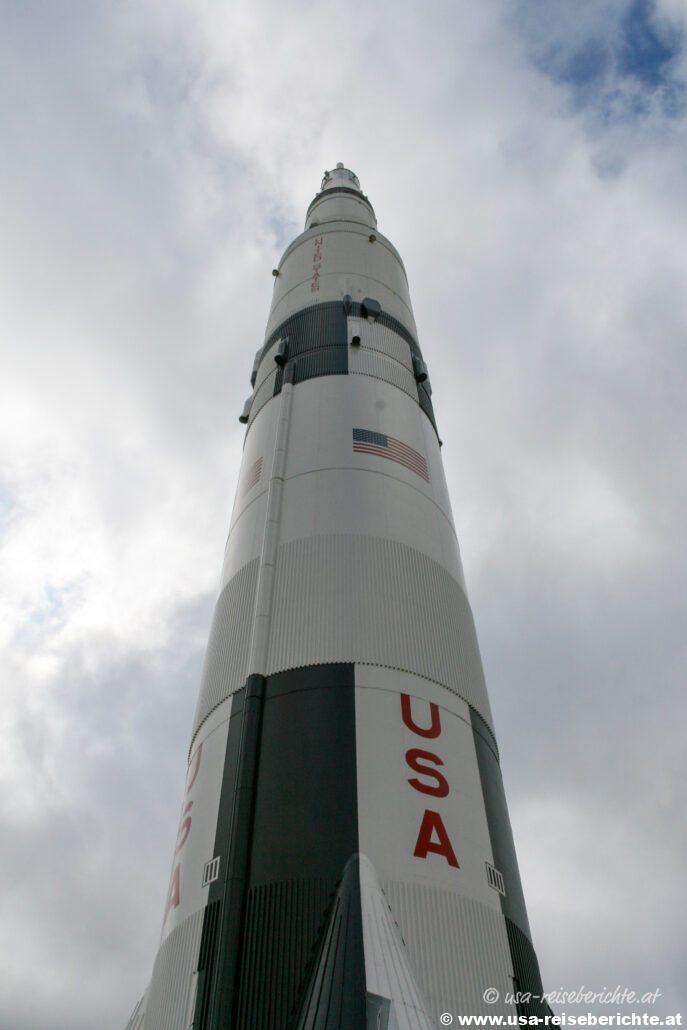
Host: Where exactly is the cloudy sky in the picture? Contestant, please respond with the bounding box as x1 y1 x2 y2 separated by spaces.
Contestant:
1 1 686 1027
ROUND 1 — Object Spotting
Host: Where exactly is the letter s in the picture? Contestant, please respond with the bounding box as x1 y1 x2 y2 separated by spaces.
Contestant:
175 800 193 854
406 748 449 797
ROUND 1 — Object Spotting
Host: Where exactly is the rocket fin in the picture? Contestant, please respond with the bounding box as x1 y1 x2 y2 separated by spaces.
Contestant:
293 853 433 1029
123 989 147 1030
293 855 366 1028
359 854 433 1030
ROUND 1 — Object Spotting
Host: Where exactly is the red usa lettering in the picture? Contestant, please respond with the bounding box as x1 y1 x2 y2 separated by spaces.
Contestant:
400 694 459 868
162 744 204 929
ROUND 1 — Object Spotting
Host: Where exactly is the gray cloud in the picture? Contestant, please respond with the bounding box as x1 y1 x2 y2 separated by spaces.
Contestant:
0 1 685 1026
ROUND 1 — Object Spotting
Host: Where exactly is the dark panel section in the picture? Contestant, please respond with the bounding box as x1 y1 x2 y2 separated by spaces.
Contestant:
291 347 348 385
261 296 418 363
264 302 348 400
348 301 423 360
236 879 334 1030
348 301 439 439
293 857 366 1029
193 676 266 1030
505 918 552 1019
249 664 358 885
237 664 359 1029
197 664 360 1030
259 299 439 438
470 709 530 935
417 381 438 435
470 706 500 763
193 901 222 1029
470 711 550 1008
263 300 419 368
265 302 348 359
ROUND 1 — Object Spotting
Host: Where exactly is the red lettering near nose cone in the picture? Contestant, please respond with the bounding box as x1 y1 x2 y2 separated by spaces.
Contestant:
413 809 460 868
401 693 441 738
406 748 450 797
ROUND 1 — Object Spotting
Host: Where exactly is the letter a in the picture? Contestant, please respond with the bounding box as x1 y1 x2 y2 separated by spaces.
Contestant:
163 864 181 925
413 809 459 867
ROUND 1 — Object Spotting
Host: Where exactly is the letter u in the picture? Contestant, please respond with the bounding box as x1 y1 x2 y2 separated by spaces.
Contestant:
400 693 441 738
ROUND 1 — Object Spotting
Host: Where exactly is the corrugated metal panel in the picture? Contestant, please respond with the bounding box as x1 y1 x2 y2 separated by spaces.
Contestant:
417 382 438 435
192 900 221 1030
264 301 347 359
470 707 500 763
143 908 204 1030
293 861 366 1030
252 302 438 430
253 339 279 393
249 367 278 426
505 918 549 1017
262 300 419 372
291 347 347 385
192 558 259 737
276 468 463 590
471 711 529 933
235 879 334 1030
231 665 359 1027
349 301 423 361
383 881 514 1019
348 317 415 372
266 534 493 730
360 857 432 1029
348 348 419 400
254 322 349 397
248 304 351 414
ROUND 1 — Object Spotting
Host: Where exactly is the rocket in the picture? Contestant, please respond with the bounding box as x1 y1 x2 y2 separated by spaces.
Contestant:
125 165 549 1030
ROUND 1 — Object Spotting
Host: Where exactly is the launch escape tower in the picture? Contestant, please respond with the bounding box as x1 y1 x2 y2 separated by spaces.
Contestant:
125 164 548 1030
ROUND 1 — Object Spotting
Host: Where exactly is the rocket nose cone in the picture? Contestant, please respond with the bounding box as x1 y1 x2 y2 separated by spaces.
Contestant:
306 163 376 229
320 163 362 193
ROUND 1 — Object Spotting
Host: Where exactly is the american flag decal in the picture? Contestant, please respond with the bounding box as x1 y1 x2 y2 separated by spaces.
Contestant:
352 428 430 482
238 456 263 497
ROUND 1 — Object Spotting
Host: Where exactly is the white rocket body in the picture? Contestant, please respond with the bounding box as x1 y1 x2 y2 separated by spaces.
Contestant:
125 166 547 1030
